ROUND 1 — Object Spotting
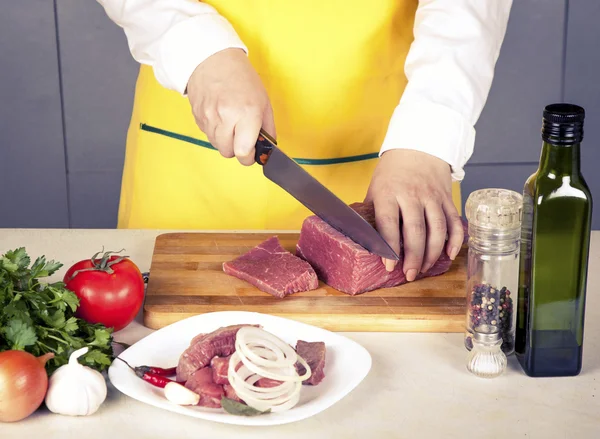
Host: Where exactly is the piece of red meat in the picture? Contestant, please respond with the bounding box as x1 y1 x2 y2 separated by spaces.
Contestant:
218 360 279 401
184 367 224 408
211 355 232 385
223 384 242 403
189 333 206 346
296 201 468 295
295 340 326 385
256 377 283 388
177 325 254 382
223 236 319 298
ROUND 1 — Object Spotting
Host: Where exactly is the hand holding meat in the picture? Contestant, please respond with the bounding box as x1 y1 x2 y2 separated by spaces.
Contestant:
186 48 276 166
366 149 464 278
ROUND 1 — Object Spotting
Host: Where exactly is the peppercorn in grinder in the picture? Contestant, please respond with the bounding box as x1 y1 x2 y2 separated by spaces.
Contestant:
464 189 523 357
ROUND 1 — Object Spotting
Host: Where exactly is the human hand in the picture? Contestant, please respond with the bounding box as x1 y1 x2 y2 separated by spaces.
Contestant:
186 48 276 165
365 149 464 280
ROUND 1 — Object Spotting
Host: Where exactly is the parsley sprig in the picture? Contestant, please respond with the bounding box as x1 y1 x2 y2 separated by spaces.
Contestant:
0 248 114 374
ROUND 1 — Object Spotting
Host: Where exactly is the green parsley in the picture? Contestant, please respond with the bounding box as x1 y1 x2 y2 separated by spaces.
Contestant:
0 248 114 375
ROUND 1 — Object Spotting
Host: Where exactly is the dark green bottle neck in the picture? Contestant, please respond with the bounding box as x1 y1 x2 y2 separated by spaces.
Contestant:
538 141 581 176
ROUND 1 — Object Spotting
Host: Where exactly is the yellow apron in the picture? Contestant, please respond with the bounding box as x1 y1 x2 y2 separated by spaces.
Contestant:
117 0 461 230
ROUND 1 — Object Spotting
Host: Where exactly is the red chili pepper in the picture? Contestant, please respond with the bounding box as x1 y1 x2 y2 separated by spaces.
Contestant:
141 372 176 388
115 357 181 388
115 356 176 375
134 365 177 376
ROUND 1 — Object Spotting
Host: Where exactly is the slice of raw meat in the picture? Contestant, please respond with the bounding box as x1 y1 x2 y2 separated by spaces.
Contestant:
296 201 468 295
177 324 254 382
223 236 319 298
223 384 242 403
184 367 224 408
211 355 232 385
295 340 326 385
256 377 283 388
189 333 206 346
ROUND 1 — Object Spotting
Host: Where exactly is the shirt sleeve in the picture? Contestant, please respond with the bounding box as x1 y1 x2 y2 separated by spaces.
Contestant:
379 0 513 181
96 0 247 95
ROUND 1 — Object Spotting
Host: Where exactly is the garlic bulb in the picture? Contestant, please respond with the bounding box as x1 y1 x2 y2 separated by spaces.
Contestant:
45 347 107 416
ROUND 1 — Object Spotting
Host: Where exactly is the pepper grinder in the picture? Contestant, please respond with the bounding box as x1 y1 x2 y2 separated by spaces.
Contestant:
464 188 523 357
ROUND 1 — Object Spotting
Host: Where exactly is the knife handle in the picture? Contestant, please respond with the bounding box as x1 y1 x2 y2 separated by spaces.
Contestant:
255 129 276 166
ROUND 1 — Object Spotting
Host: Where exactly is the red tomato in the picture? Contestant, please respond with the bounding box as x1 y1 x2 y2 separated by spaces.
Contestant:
63 252 145 332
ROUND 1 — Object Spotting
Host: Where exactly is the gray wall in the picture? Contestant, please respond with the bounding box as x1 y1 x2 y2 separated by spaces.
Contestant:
1 0 599 229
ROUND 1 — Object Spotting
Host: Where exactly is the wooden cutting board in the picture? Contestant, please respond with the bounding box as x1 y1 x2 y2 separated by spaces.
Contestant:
144 232 468 332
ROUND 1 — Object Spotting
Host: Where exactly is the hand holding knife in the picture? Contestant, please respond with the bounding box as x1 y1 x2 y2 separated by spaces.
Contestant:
253 129 399 261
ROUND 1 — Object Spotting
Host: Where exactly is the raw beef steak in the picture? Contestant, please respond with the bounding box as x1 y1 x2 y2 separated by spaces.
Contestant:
256 378 283 388
211 355 232 385
223 384 242 403
184 367 224 408
177 324 254 382
296 202 468 295
223 236 319 298
189 333 206 346
295 340 326 385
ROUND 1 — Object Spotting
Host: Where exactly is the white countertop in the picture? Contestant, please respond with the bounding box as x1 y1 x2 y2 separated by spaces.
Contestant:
1 228 599 439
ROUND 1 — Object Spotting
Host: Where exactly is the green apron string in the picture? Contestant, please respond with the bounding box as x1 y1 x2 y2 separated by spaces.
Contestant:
140 123 379 165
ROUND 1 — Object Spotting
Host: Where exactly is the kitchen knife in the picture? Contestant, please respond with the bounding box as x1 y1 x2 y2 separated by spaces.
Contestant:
254 129 399 261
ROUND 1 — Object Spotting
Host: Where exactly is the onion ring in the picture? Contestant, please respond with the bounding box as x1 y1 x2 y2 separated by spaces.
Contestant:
226 327 313 413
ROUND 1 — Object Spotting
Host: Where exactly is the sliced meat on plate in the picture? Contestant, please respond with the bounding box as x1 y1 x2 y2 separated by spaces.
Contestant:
176 324 255 382
184 367 224 408
211 354 232 385
295 340 326 385
256 377 283 388
223 384 242 403
188 333 206 346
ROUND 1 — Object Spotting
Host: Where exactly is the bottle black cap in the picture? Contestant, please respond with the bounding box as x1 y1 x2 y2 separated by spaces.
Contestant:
541 103 585 145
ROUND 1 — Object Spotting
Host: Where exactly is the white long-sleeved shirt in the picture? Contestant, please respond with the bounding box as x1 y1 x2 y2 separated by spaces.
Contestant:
97 0 512 181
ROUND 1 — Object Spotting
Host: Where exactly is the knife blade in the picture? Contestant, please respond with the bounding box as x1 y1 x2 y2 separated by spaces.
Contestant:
254 129 399 261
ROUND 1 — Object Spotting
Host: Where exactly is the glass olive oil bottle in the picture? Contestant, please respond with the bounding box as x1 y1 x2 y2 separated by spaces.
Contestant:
515 103 592 377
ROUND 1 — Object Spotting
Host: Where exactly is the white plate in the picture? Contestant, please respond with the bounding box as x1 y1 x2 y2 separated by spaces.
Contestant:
108 311 371 426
